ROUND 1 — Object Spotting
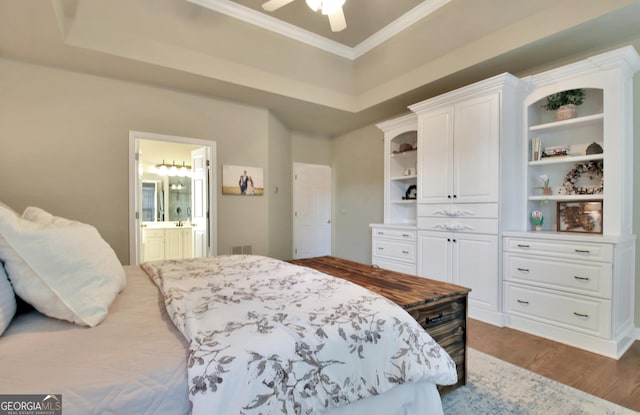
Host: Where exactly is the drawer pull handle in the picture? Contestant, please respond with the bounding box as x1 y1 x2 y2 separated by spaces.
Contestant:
574 276 590 281
377 232 384 235
426 313 444 325
402 233 410 237
575 249 591 254
517 299 529 305
377 247 384 251
402 250 409 254
517 244 530 248
573 312 589 318
517 267 530 272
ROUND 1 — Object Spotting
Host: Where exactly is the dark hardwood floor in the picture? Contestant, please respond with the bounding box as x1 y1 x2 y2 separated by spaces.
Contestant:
467 319 640 412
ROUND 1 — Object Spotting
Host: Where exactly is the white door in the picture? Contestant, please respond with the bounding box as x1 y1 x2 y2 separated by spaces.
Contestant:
191 147 209 257
293 163 331 259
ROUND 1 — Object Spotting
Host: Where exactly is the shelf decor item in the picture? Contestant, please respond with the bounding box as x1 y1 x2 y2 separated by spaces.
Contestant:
542 89 585 121
586 142 603 155
557 200 603 234
530 210 544 231
561 160 604 195
536 174 552 195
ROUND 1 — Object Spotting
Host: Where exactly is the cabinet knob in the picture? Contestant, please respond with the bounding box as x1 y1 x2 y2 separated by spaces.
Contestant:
447 195 452 199
453 194 457 198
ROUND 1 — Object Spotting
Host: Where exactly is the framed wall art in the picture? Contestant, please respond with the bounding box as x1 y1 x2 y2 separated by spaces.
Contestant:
222 165 264 196
557 200 603 234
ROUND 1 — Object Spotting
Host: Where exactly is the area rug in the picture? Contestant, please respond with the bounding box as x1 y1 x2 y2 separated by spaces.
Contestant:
441 348 636 415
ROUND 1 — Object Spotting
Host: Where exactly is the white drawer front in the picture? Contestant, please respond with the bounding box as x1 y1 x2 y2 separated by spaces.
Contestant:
371 228 416 241
504 238 612 262
144 229 165 238
417 203 498 218
372 257 416 275
373 239 416 261
417 217 498 234
504 254 612 298
504 283 610 338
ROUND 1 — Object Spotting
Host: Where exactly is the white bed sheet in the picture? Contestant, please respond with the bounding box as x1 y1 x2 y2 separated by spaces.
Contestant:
0 265 445 415
0 265 190 415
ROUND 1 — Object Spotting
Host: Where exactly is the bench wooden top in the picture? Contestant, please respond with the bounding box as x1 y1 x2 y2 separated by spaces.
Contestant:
289 256 470 309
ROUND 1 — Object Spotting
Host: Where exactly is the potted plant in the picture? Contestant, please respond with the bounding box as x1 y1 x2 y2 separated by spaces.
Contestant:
542 89 585 121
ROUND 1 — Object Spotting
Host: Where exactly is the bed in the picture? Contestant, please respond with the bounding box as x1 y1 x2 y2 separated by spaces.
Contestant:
0 205 457 414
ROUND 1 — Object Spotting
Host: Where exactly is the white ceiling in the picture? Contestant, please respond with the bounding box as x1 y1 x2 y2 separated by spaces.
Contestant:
1 0 639 136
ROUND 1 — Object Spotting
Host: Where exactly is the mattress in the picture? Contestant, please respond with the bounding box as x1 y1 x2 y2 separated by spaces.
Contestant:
0 264 447 415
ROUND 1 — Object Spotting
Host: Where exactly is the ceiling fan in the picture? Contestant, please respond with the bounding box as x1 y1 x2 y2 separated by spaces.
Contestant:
262 0 347 32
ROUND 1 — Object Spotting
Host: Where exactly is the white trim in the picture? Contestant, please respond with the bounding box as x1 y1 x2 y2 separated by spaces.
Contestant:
128 131 217 265
636 326 640 341
185 0 450 60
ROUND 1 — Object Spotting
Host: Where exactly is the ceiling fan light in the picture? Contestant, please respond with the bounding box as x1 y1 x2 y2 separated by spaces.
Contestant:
321 0 344 15
305 0 321 12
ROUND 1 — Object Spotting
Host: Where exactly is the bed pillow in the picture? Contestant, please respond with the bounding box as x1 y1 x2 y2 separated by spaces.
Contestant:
0 262 16 336
0 205 126 327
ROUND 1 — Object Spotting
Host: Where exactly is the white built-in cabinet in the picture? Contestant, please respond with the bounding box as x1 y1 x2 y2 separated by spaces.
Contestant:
370 47 638 358
370 114 418 274
502 46 639 359
409 74 522 325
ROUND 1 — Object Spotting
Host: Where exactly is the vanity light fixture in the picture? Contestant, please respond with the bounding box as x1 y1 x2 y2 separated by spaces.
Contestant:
154 160 192 177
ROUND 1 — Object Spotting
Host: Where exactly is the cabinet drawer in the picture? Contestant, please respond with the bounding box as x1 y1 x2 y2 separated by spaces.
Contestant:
373 239 416 261
372 257 416 275
417 203 497 218
504 254 612 298
371 228 416 241
417 217 498 234
144 229 165 238
504 237 612 262
504 283 610 338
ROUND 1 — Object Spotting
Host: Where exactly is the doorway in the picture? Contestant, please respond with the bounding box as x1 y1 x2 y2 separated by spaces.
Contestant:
128 131 217 265
292 162 332 259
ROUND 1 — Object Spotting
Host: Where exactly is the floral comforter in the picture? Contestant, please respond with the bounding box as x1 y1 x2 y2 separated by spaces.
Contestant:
142 255 456 415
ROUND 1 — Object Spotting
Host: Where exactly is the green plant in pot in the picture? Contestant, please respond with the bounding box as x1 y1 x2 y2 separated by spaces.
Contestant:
542 89 585 121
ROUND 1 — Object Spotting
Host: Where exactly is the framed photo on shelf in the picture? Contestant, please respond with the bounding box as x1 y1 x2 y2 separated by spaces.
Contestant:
557 200 603 234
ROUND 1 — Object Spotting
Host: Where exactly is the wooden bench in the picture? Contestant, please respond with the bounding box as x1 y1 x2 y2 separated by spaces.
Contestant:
289 255 470 394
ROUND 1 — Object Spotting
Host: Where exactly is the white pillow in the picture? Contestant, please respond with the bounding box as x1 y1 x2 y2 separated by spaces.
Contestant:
0 205 126 327
0 262 16 335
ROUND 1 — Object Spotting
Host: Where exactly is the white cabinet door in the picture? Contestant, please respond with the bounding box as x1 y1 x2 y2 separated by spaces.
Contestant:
454 233 498 311
417 93 499 205
419 231 498 311
164 229 183 260
417 231 452 283
182 228 194 259
453 93 500 203
417 106 454 204
142 229 165 262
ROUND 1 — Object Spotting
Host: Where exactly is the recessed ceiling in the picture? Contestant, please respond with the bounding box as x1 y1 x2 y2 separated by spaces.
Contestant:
1 0 639 136
228 0 424 47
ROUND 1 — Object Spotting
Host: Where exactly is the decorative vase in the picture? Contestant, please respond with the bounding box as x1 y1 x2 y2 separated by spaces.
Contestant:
555 104 577 121
542 186 553 195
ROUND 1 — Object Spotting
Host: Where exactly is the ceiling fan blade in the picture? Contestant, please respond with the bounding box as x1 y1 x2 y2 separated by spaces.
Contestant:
328 7 346 32
262 0 296 12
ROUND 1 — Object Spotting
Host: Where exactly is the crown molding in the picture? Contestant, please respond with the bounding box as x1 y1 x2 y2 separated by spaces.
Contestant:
186 0 450 60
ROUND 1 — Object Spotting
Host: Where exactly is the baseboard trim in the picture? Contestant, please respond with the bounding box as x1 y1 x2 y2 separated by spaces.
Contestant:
636 327 640 340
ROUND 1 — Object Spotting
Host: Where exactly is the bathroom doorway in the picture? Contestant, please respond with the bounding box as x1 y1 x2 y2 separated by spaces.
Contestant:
128 131 217 265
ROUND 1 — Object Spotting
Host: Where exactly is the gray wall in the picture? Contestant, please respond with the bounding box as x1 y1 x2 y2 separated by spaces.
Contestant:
331 124 385 264
0 58 288 263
